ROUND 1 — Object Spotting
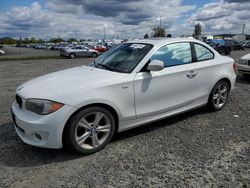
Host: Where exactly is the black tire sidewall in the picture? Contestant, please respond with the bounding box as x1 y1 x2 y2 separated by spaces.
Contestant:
70 53 76 59
92 53 97 58
208 80 230 111
66 106 115 154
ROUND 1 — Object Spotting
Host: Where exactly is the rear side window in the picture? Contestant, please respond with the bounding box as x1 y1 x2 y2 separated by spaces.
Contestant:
151 43 192 67
194 43 214 61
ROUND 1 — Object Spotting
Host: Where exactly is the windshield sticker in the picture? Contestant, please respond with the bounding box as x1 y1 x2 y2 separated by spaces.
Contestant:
130 44 145 49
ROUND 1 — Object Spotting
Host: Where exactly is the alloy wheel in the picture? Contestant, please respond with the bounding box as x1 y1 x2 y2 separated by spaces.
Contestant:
75 112 111 150
212 83 228 108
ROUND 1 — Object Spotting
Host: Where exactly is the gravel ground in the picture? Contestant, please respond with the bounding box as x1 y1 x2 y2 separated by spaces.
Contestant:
0 50 250 187
0 47 59 59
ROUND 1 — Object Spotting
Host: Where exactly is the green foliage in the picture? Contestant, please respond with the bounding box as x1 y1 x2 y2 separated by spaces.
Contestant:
49 37 65 43
152 26 166 37
67 38 77 43
194 23 202 36
144 33 149 38
37 38 45 43
0 37 17 44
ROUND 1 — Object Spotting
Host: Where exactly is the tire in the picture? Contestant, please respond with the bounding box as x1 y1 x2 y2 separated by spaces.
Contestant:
69 53 76 59
207 80 230 111
91 52 98 58
243 74 250 79
65 106 115 154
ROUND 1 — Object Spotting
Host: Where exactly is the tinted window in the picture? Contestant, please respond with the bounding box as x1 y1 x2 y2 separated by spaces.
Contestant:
194 43 214 61
151 43 192 67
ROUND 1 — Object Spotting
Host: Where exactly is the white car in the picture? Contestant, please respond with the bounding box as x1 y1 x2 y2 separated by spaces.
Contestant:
237 53 250 78
0 49 5 55
11 38 236 154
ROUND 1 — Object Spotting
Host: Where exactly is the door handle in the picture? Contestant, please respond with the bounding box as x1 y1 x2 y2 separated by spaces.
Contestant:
186 71 198 78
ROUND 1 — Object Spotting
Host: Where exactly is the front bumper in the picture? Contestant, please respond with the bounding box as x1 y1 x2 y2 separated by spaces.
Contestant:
11 101 76 149
237 63 250 75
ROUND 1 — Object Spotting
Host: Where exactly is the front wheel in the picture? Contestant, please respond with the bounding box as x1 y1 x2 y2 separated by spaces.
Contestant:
207 80 230 111
91 52 98 58
65 106 115 154
69 53 76 59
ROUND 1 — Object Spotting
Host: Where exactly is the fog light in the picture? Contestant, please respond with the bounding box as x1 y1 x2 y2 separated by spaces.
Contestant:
35 133 42 140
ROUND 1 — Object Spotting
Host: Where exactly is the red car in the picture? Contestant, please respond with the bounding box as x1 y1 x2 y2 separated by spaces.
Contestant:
92 45 107 53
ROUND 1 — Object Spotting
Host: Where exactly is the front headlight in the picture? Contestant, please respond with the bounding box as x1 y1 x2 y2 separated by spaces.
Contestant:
25 99 64 115
239 59 248 65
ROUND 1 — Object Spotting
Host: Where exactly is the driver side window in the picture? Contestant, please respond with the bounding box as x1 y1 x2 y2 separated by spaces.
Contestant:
151 42 192 67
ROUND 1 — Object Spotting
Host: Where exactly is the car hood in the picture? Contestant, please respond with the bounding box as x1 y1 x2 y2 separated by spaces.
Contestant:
241 53 250 60
17 65 126 100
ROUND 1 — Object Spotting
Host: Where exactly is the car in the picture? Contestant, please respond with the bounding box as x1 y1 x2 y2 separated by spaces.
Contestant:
0 49 5 55
237 53 250 78
11 38 236 154
207 42 231 55
60 46 99 58
225 40 245 50
92 45 107 53
242 41 250 48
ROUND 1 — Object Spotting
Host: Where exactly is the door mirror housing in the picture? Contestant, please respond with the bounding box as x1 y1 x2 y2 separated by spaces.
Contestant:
147 60 164 71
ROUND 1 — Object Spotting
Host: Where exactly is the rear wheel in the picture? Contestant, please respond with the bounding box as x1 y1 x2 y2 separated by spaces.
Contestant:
92 52 98 58
65 106 115 154
207 80 229 111
69 53 76 59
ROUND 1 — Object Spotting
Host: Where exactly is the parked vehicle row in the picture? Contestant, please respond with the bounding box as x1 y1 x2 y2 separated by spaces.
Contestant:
205 39 249 56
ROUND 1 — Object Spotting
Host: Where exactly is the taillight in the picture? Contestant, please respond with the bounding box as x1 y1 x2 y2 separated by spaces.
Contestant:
233 63 236 72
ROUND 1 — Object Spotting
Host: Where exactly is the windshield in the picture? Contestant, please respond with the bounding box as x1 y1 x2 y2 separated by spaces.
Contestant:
90 43 153 73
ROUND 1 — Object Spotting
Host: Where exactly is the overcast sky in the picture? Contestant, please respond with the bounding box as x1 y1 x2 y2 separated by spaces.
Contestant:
0 0 249 40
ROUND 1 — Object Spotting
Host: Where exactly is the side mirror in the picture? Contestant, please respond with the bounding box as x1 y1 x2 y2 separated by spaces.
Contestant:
147 60 164 71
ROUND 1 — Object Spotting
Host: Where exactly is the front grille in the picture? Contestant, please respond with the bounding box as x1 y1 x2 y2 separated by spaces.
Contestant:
16 95 22 109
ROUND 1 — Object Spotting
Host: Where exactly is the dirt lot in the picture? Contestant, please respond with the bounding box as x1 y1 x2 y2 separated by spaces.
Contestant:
0 47 59 59
0 50 250 187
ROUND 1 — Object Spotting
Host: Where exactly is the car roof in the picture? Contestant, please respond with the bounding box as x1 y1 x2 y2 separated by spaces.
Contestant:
127 37 203 47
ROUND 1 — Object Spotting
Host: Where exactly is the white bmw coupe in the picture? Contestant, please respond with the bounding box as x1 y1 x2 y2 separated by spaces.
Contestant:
11 38 236 154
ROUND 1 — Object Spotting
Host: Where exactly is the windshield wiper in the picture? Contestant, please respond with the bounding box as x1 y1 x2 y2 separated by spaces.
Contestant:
96 63 114 71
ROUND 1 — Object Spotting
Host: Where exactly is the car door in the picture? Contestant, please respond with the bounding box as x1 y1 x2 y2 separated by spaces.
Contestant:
81 47 89 56
134 42 212 118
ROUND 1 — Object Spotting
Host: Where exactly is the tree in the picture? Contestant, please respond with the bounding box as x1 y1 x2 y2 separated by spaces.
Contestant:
144 33 149 38
37 38 44 43
0 37 16 44
152 26 166 37
30 37 37 43
49 37 64 43
67 38 77 43
194 23 202 37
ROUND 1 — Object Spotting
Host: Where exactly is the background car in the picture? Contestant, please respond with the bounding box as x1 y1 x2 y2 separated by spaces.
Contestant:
0 49 5 55
242 41 250 48
60 46 99 58
92 45 107 53
237 53 250 78
207 41 231 55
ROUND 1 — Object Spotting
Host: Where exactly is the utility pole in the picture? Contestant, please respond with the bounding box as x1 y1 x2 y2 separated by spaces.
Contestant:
160 16 162 28
103 26 106 41
242 24 246 34
75 31 78 43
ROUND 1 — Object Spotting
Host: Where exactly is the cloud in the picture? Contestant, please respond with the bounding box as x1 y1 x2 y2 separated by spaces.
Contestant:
0 0 249 39
188 1 250 35
0 0 196 39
